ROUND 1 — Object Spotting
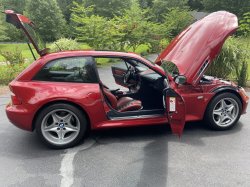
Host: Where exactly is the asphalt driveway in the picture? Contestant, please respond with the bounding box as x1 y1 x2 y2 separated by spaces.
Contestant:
0 55 249 187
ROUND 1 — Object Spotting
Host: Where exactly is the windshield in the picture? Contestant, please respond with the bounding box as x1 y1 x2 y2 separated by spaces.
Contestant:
21 22 46 52
141 56 155 65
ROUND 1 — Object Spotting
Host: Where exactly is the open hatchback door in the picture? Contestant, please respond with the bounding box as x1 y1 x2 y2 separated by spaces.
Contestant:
163 80 186 137
2 10 47 57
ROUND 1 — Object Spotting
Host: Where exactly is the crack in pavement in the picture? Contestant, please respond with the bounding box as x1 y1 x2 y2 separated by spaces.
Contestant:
60 137 96 187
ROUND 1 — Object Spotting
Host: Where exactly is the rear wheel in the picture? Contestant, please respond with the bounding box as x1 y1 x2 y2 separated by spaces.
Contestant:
204 92 242 130
35 103 87 149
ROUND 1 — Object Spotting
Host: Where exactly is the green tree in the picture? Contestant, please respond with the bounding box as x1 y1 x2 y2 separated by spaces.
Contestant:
0 1 26 41
237 12 250 86
203 0 250 19
0 5 10 41
152 0 189 22
162 7 194 37
57 0 83 23
187 0 204 11
83 0 132 18
138 0 154 9
24 0 66 43
0 0 26 14
71 3 116 49
113 3 167 52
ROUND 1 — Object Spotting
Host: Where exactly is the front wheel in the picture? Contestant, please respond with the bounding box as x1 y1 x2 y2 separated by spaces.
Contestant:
204 92 242 130
35 103 87 149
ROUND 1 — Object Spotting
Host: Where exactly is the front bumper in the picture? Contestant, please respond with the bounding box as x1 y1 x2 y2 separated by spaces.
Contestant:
5 102 38 131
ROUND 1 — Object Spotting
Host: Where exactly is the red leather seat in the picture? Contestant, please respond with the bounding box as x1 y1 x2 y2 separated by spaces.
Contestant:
103 88 142 112
101 81 126 95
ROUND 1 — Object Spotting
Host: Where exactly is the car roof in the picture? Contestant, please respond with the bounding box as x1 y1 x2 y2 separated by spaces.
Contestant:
44 50 142 59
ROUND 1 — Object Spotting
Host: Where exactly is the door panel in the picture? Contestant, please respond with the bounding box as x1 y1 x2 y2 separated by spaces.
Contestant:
164 88 186 137
111 65 129 88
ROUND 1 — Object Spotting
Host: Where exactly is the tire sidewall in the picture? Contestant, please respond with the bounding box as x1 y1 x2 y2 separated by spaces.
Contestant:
205 92 242 130
35 103 87 149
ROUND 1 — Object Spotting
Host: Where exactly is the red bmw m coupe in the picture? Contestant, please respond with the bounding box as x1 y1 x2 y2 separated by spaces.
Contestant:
3 10 249 148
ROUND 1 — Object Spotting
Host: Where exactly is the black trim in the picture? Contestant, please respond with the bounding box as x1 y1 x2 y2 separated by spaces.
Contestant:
106 109 165 119
163 88 181 97
209 85 237 93
5 14 20 29
27 42 36 61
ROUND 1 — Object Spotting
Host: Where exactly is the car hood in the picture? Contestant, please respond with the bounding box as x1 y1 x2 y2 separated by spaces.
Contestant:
155 11 238 86
2 10 47 56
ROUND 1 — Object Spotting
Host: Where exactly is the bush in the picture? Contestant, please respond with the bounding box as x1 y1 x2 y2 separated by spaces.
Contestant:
0 47 24 66
49 38 81 52
0 61 33 85
140 51 148 56
206 36 249 86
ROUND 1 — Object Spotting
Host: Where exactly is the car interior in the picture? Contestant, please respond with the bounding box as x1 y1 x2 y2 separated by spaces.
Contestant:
95 57 166 119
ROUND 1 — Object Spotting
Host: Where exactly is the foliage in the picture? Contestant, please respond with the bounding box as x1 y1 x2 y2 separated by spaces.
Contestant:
71 2 168 52
162 7 194 37
238 12 250 43
49 38 81 52
0 0 26 14
206 36 249 87
139 0 154 9
202 0 250 20
237 12 250 86
57 0 83 24
71 3 116 49
152 0 189 22
0 5 9 41
236 60 248 87
83 0 132 18
113 3 167 52
0 61 33 85
0 47 24 66
24 0 66 43
187 0 204 11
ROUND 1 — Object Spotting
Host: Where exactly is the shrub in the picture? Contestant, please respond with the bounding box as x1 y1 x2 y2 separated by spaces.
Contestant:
140 51 148 56
0 60 33 85
162 7 194 38
206 36 249 87
0 47 24 66
49 38 81 52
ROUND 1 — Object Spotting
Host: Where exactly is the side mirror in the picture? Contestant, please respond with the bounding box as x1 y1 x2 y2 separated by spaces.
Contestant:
174 75 187 84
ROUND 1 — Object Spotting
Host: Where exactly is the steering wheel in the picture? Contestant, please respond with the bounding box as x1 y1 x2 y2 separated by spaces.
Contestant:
124 66 135 83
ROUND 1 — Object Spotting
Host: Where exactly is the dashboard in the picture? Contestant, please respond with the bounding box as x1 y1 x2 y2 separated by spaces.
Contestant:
133 66 165 93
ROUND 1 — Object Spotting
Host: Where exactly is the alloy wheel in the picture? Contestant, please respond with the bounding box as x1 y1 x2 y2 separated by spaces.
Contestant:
41 109 81 145
212 97 239 127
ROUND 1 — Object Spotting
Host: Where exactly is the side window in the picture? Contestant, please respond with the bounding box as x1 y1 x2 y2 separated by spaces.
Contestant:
94 57 128 69
33 56 98 83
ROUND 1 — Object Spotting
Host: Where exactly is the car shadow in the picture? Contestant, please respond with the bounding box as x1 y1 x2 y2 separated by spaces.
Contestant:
81 120 244 186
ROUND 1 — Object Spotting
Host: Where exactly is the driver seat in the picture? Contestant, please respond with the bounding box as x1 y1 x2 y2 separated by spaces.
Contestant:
103 88 142 112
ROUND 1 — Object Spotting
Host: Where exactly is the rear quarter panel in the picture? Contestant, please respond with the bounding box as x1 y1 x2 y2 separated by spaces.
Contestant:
10 81 108 129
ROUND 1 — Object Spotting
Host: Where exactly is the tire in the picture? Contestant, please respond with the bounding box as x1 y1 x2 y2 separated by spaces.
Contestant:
35 103 87 149
204 92 242 130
